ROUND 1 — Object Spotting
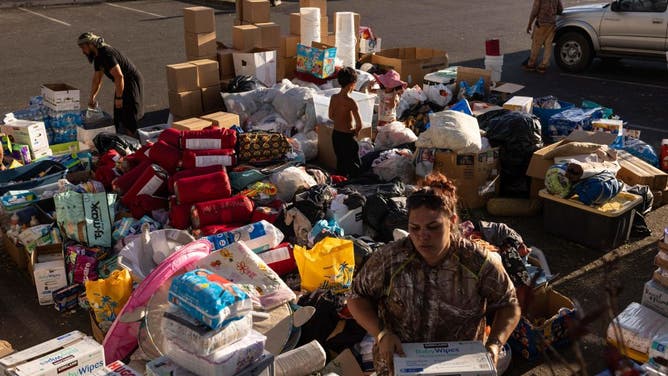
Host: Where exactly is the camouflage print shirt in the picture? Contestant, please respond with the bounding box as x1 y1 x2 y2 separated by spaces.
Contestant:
350 236 518 350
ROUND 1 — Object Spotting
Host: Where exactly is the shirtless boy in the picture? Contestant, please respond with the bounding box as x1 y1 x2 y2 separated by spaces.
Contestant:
329 67 363 178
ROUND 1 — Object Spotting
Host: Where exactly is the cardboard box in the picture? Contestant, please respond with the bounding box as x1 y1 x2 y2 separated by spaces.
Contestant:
242 0 270 24
526 130 617 180
216 42 237 79
41 83 80 111
280 35 300 58
1 120 50 153
334 12 360 35
32 250 66 305
616 150 668 190
200 112 240 129
189 59 220 88
372 48 449 86
9 336 104 376
296 43 336 79
394 342 496 376
431 148 499 209
643 279 668 317
50 141 79 156
456 67 493 96
185 31 217 59
321 33 336 47
29 243 63 287
32 147 53 160
0 331 87 372
322 349 364 376
77 125 116 151
320 16 328 37
168 90 203 118
232 24 261 51
0 340 12 359
201 84 224 113
172 117 215 131
183 6 215 34
256 22 281 49
317 124 336 171
503 96 534 114
166 62 198 92
290 13 301 36
277 56 297 81
233 49 277 87
2 233 27 269
299 0 327 15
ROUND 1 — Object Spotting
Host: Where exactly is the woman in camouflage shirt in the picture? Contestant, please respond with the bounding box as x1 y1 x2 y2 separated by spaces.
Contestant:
348 173 521 375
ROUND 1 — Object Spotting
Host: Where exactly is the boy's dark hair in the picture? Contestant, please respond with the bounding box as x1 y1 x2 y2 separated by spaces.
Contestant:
337 67 358 87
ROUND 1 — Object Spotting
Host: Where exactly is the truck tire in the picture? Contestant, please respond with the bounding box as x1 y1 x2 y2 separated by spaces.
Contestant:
555 32 593 73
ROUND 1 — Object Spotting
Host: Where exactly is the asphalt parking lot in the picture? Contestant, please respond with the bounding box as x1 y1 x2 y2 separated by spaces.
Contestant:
1 0 668 374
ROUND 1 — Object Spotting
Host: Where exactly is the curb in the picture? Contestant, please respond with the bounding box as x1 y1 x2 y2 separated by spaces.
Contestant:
1 0 235 9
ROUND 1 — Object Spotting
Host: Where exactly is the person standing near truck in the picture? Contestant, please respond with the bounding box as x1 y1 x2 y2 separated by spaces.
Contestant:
524 0 564 73
77 32 144 137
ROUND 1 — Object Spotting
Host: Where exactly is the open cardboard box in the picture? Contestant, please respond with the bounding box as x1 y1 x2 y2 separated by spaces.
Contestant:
526 130 617 196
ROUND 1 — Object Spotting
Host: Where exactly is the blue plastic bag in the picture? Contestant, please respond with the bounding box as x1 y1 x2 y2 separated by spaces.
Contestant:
619 138 660 167
548 107 604 138
450 99 473 115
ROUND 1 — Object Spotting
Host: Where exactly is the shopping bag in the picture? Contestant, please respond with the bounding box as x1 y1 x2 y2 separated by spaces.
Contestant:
85 269 133 323
54 191 117 247
294 237 355 293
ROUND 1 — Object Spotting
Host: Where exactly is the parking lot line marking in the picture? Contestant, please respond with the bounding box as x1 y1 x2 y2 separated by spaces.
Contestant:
18 7 70 26
106 2 166 18
561 73 668 90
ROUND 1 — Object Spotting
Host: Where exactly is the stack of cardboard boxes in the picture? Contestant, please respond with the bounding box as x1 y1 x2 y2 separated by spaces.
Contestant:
184 6 217 61
172 111 241 132
643 238 668 318
167 59 224 119
168 7 225 119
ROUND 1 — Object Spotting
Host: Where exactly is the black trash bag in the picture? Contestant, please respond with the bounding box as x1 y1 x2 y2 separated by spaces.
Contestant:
482 111 543 197
625 185 653 238
293 184 335 224
93 132 141 156
297 290 346 348
363 195 408 242
344 236 380 272
227 75 261 93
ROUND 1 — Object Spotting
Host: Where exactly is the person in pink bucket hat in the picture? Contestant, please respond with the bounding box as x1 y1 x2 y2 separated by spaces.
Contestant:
373 70 407 126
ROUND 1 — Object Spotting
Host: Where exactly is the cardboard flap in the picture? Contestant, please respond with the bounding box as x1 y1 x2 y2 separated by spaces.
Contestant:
566 130 616 144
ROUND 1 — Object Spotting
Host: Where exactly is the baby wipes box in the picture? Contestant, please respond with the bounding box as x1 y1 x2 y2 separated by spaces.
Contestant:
6 336 104 376
90 361 142 376
34 259 67 306
0 331 86 373
394 341 496 376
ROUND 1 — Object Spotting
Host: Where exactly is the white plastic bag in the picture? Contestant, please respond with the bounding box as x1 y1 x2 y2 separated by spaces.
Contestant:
358 138 375 158
372 149 415 183
253 113 291 135
418 110 482 153
272 87 314 125
397 85 427 119
223 92 259 127
270 167 318 201
374 121 418 151
423 83 453 107
294 131 318 161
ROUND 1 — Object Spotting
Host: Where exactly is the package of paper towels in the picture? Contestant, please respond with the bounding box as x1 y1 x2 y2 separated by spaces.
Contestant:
607 302 668 356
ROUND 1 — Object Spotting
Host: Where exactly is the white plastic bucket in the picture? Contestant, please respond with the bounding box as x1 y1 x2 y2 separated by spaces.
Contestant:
484 54 504 82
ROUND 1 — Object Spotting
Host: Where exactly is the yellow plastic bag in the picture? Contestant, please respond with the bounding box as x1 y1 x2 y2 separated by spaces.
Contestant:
294 237 355 293
85 269 133 323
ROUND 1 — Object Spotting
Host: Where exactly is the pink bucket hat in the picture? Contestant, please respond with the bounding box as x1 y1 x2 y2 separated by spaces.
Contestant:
373 70 407 90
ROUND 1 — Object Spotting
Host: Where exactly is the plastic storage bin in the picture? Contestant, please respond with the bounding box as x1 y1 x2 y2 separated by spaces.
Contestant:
539 190 642 250
533 100 574 129
313 91 376 127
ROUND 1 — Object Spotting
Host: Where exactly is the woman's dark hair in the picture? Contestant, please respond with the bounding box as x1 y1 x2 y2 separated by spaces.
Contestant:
407 173 458 218
337 67 358 87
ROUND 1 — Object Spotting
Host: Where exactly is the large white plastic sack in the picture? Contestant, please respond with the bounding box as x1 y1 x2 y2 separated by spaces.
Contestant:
272 87 314 126
374 121 418 151
223 92 259 127
372 149 415 183
358 139 374 158
418 110 482 153
294 131 318 161
397 86 427 119
424 83 453 107
270 167 318 201
252 113 292 135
